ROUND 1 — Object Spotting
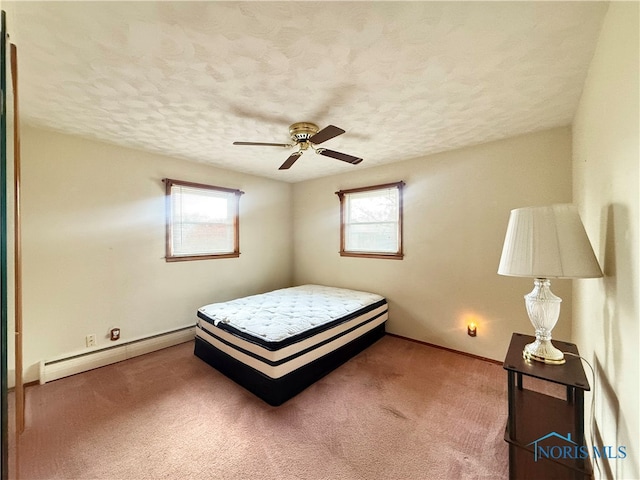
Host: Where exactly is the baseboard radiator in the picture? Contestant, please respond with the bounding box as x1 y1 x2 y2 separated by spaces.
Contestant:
39 325 195 384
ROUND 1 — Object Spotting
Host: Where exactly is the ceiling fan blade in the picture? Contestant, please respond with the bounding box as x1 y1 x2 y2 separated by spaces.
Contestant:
279 152 303 170
233 141 292 147
308 125 345 145
317 148 363 165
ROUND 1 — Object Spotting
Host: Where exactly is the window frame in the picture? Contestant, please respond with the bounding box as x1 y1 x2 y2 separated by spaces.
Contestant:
336 181 405 260
164 178 243 262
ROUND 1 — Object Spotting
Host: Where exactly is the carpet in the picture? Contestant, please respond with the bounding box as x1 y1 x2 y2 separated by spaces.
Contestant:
11 335 509 479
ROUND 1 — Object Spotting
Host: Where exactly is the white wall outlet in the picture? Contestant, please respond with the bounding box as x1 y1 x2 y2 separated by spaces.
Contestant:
86 334 97 347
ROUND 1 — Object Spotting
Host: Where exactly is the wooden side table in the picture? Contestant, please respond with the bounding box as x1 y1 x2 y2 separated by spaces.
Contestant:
503 333 592 479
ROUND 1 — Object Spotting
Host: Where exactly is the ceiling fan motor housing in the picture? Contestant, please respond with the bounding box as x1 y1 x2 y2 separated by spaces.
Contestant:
289 122 319 143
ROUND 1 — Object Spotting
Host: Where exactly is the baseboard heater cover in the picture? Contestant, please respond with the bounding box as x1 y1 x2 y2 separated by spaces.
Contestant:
39 326 195 384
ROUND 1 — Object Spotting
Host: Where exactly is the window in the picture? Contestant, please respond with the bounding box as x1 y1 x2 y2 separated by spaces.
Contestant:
336 181 405 259
164 178 243 262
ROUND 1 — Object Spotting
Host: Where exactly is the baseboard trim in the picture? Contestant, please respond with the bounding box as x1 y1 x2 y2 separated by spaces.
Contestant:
8 380 39 393
39 325 195 384
386 333 502 365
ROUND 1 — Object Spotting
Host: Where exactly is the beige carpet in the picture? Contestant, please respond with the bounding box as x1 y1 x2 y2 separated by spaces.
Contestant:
10 336 509 479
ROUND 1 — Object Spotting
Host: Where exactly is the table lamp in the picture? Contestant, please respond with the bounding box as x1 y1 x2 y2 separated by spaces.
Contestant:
498 204 602 364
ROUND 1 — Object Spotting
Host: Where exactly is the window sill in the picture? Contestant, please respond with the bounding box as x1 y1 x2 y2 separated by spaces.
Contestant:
339 251 404 260
165 253 240 262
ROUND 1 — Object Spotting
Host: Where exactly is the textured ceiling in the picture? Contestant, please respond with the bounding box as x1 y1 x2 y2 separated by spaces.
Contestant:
5 1 608 183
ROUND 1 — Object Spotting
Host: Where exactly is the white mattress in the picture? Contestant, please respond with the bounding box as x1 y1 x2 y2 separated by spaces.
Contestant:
196 284 388 379
197 284 384 344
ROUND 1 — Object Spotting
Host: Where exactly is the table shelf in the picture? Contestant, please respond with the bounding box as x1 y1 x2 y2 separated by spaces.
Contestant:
503 333 592 480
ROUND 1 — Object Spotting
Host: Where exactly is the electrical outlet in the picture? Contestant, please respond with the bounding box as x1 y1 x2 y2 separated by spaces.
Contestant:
110 328 120 341
86 334 97 347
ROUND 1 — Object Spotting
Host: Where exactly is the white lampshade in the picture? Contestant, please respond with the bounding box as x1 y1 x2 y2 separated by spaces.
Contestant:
498 204 602 279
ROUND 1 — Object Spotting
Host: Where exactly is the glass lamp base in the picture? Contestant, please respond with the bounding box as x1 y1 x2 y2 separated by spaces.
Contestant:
523 338 566 365
523 278 566 365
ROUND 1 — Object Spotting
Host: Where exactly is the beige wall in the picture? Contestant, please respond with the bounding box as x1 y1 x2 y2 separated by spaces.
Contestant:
292 127 573 361
572 3 639 479
20 126 292 382
18 125 574 383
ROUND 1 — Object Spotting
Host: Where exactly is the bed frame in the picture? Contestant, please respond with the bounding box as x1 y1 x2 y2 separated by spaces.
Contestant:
194 322 385 406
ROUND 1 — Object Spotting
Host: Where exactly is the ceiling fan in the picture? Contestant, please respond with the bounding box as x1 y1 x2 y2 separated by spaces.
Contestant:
233 122 363 170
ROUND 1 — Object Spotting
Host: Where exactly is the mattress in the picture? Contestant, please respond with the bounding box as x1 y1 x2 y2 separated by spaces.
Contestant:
194 285 388 404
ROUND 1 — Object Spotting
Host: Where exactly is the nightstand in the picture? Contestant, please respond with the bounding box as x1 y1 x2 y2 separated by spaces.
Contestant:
503 332 592 479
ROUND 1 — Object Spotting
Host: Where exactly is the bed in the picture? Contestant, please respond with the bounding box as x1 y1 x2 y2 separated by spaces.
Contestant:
194 284 388 406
